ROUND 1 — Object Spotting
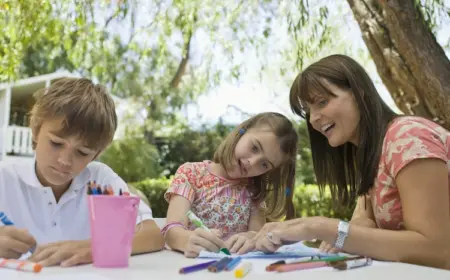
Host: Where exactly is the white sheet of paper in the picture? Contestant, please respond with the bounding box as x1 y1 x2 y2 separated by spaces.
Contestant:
198 241 337 259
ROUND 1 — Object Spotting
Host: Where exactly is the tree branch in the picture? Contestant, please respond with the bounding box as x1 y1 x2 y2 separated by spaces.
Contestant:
170 28 194 89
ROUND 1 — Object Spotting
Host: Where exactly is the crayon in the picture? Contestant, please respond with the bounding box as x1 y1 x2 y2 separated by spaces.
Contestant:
179 260 217 274
0 258 42 273
235 262 252 278
208 257 232 272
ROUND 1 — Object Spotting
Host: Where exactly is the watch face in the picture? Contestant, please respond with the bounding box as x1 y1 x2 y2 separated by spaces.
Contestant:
338 221 349 232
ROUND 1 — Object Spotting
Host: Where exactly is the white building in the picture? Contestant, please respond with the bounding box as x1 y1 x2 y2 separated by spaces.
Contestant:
0 72 128 163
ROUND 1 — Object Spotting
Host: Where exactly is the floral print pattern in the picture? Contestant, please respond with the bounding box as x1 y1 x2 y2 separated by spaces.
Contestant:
164 160 257 239
371 117 450 230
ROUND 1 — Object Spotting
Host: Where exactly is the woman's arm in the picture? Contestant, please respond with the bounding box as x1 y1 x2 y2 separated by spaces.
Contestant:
313 158 450 269
349 195 377 228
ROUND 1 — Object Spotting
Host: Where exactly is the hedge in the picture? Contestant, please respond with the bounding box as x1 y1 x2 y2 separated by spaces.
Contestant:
131 178 353 221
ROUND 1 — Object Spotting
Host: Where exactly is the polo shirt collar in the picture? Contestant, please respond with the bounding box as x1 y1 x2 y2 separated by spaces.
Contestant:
17 159 91 191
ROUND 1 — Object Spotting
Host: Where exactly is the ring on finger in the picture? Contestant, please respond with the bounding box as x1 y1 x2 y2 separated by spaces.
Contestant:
266 232 275 243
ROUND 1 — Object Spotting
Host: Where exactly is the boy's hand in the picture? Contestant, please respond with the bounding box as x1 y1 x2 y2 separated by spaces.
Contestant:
185 228 225 258
225 232 256 254
29 240 92 267
0 226 36 259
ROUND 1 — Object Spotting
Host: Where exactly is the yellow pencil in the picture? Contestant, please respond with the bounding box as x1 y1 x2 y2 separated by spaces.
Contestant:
235 262 252 278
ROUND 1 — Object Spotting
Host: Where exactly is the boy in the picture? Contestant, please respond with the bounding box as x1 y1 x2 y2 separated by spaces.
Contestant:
0 78 164 267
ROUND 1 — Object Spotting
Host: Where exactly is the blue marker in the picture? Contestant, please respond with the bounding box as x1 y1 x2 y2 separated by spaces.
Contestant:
0 212 36 254
225 256 242 271
0 212 14 225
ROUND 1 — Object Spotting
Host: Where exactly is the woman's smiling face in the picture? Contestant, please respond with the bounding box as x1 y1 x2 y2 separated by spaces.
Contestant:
305 81 360 147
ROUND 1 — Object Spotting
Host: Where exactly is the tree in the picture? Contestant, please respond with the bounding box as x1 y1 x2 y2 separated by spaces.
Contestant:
156 120 233 175
285 0 449 129
3 0 286 143
347 0 450 130
99 136 162 182
295 121 316 185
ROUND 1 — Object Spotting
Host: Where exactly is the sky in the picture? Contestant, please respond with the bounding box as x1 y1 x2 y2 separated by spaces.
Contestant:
183 3 386 126
112 0 450 137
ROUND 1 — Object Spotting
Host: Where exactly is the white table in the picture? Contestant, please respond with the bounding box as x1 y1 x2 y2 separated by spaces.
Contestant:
2 249 450 280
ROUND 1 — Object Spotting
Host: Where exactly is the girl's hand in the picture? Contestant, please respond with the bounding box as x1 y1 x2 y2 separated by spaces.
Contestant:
225 232 256 254
185 228 225 258
0 226 36 259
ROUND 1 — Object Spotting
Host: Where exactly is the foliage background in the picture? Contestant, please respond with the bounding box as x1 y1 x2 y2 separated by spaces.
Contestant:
2 0 448 220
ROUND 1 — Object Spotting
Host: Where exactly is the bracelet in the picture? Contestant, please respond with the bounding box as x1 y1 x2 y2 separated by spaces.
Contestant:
334 220 350 249
161 221 187 237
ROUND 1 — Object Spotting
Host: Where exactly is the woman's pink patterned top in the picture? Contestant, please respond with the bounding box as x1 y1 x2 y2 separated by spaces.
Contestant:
164 160 259 239
371 116 450 230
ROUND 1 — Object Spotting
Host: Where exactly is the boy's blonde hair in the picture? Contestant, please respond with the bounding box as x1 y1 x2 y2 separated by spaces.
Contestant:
29 78 117 151
214 112 298 221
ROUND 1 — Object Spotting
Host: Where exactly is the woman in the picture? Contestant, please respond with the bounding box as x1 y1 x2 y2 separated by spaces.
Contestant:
253 54 450 269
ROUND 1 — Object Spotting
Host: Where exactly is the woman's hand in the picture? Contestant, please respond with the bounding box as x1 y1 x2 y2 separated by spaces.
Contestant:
318 240 340 253
224 232 256 254
253 218 325 253
184 228 225 258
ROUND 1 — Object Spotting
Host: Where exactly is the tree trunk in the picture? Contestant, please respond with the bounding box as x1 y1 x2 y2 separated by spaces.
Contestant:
347 0 450 130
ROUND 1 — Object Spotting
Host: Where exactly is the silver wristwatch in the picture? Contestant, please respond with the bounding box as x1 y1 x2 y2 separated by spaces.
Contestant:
334 220 350 249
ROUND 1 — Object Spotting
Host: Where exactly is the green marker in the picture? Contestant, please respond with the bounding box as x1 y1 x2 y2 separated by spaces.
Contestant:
186 210 211 232
185 210 231 255
315 256 348 262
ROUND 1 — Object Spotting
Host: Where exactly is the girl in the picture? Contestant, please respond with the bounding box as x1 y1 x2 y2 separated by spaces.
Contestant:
162 112 298 257
253 54 450 269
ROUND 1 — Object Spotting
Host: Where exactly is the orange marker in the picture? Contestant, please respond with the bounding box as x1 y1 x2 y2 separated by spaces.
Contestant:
0 258 42 273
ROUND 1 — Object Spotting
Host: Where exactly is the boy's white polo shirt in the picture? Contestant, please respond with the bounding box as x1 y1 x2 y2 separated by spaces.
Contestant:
0 159 153 245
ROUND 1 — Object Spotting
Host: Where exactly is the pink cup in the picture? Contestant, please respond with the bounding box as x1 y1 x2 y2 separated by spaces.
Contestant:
88 195 139 268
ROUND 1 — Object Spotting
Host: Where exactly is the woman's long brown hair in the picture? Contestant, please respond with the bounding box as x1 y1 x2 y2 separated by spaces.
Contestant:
289 54 397 207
